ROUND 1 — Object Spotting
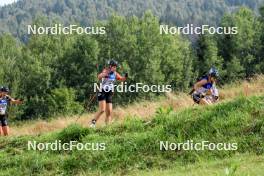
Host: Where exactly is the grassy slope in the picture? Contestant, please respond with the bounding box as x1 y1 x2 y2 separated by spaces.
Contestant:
9 75 264 136
131 154 264 176
0 95 263 175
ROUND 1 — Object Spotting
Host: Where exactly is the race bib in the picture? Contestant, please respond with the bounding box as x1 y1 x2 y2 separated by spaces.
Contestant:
102 72 116 91
0 99 8 115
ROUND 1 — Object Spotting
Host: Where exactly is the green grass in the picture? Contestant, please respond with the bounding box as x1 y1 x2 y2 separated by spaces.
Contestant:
0 95 263 175
130 154 264 176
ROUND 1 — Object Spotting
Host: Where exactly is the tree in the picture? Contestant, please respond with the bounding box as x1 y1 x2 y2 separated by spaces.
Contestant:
219 7 261 78
196 34 224 78
57 35 99 101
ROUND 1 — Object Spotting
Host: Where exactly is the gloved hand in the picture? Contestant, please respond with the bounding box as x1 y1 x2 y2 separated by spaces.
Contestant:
124 72 128 78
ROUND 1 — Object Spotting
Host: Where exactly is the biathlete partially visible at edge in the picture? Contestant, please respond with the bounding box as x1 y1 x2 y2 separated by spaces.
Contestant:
90 59 128 128
0 86 23 136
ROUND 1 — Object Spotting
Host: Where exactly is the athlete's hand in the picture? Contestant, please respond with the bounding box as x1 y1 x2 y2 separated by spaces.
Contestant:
124 73 128 78
100 72 108 78
16 99 23 104
11 99 23 105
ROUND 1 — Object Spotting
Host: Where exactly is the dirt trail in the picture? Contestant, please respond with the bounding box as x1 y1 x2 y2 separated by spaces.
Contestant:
10 75 264 136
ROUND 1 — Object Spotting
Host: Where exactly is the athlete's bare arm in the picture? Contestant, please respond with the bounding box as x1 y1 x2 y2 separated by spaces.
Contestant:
6 95 23 105
98 69 108 79
116 72 126 81
194 79 207 91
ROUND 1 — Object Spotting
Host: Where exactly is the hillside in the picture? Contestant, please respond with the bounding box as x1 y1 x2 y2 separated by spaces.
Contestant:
9 75 264 136
0 94 263 175
0 0 264 41
133 154 264 176
0 2 264 121
1 1 264 175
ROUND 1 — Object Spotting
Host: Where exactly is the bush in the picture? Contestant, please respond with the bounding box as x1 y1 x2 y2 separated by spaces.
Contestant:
46 88 83 117
57 124 91 143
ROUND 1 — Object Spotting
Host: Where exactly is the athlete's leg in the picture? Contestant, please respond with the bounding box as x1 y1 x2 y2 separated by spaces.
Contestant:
1 116 9 136
199 98 211 105
94 100 106 121
204 96 214 104
0 126 3 136
0 116 4 136
192 93 201 104
105 103 112 124
2 126 9 136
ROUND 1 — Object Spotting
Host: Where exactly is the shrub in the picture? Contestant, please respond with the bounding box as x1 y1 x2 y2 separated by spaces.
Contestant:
46 88 83 117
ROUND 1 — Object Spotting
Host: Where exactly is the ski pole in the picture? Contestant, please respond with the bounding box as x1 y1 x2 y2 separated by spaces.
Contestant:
75 63 103 122
75 93 97 122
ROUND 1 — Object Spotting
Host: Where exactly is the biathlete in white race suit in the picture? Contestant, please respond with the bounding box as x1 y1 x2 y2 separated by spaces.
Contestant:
90 60 128 128
191 67 219 105
0 86 23 136
205 84 219 104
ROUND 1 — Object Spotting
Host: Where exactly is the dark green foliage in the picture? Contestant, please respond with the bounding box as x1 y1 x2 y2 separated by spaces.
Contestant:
0 0 264 42
56 35 99 101
195 34 224 78
218 8 262 79
196 7 264 82
46 88 83 116
0 11 196 119
0 1 264 120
